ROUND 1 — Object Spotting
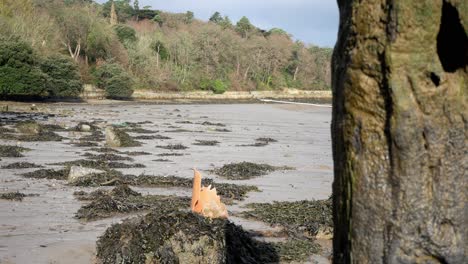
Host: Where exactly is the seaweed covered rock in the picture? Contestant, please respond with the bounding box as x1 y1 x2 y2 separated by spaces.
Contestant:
0 145 30 157
7 121 63 142
72 122 101 132
105 126 141 147
96 210 279 264
15 121 42 134
68 166 105 184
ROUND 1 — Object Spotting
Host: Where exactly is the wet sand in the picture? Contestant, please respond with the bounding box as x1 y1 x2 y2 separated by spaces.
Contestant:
0 103 332 264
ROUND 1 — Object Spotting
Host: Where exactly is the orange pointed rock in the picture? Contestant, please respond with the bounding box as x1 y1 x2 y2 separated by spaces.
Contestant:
191 169 228 219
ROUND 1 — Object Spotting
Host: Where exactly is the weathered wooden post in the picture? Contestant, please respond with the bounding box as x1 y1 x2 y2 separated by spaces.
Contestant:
332 0 467 263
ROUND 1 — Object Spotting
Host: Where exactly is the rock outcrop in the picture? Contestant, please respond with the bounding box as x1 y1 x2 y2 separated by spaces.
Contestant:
68 166 105 184
332 0 467 263
105 126 140 147
96 210 278 264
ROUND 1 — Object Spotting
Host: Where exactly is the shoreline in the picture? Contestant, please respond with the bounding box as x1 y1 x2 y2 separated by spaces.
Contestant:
0 89 332 106
82 87 332 102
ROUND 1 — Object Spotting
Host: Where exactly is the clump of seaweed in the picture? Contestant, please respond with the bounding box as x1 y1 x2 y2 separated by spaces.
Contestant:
213 162 294 180
153 159 172 162
42 124 66 131
133 135 171 140
87 147 151 156
84 174 258 202
19 131 63 141
71 169 125 187
21 167 124 187
122 127 158 134
83 153 133 161
193 140 220 146
13 121 64 141
242 198 333 238
157 153 185 157
107 162 145 169
0 111 57 125
0 192 38 201
96 210 280 264
238 141 269 147
15 121 42 134
73 141 99 147
156 144 188 150
273 239 321 262
87 147 119 153
238 137 278 147
0 145 30 157
0 126 15 133
1 162 43 169
21 168 69 180
122 151 151 156
164 128 197 133
256 137 278 143
214 128 231 132
201 121 226 127
80 131 104 142
128 174 259 202
50 159 145 169
75 185 190 221
175 120 193 124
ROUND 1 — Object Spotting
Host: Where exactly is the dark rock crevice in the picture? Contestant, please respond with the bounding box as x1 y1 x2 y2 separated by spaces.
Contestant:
437 1 468 73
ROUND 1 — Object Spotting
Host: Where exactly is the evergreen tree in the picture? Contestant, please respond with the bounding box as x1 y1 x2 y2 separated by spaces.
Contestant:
236 16 253 38
209 12 222 24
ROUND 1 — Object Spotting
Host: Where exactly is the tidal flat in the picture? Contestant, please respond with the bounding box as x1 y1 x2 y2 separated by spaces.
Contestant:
0 102 332 263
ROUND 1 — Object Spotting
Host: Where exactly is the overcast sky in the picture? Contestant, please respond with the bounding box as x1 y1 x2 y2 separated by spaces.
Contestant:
111 0 339 47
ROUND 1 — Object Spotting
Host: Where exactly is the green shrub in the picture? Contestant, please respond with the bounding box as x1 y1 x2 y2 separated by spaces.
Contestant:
0 37 48 97
94 63 134 99
199 79 228 94
150 40 169 60
211 79 228 94
40 55 82 97
113 24 136 44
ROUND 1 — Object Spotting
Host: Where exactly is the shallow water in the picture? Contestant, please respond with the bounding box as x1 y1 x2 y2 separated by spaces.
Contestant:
0 102 332 263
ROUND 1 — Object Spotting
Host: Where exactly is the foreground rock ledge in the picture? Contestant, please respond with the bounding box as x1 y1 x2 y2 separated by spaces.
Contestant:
332 0 467 263
96 210 278 264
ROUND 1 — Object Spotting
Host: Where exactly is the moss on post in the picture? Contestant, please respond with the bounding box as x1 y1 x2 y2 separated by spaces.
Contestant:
332 0 467 263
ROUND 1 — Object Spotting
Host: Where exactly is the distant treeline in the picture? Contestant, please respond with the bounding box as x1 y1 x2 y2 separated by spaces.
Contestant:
0 0 332 99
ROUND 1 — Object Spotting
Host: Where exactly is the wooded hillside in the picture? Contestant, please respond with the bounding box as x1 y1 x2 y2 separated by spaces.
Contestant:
0 0 332 98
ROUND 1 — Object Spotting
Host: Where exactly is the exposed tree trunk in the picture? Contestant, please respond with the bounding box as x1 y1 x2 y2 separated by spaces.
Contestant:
156 45 160 68
110 1 117 25
332 0 467 263
293 66 298 81
67 41 80 62
243 65 251 81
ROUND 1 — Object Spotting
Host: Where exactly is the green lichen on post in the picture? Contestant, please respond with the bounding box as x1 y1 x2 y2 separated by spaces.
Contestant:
333 0 467 262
